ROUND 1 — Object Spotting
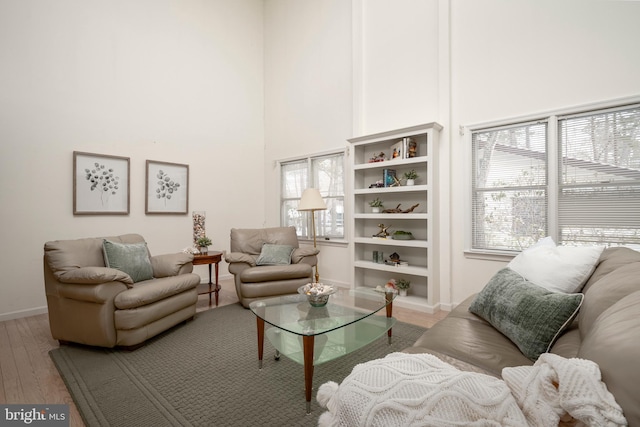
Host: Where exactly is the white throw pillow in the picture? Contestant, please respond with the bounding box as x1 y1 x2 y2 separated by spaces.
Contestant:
507 237 604 293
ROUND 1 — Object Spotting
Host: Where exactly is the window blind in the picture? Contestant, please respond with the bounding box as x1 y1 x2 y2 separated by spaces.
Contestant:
471 121 548 251
558 105 640 245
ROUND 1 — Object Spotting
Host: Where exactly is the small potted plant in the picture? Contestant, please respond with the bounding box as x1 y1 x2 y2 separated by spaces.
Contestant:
396 278 411 296
195 236 212 255
403 169 419 186
368 197 384 213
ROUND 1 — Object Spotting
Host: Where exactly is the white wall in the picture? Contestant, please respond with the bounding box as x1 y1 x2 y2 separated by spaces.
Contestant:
263 0 353 287
0 0 265 319
448 0 640 303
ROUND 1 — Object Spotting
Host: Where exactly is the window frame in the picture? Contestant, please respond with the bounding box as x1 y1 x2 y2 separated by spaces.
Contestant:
465 96 640 258
279 149 346 242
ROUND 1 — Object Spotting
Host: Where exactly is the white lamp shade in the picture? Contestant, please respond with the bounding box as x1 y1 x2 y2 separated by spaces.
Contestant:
298 188 327 211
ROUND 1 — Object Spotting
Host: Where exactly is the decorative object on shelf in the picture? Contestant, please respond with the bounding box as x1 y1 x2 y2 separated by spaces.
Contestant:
73 151 130 215
372 250 384 263
392 231 415 240
145 160 189 214
389 252 401 264
374 279 398 294
298 188 327 283
396 278 411 296
195 236 212 255
383 169 399 187
298 283 336 307
368 152 386 163
406 137 418 158
390 140 404 159
373 223 391 238
192 211 206 246
369 197 384 213
382 203 420 213
403 169 419 186
369 180 385 188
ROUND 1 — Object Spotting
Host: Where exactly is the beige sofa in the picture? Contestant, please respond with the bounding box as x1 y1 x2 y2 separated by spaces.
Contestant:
44 234 200 348
404 247 640 425
225 227 319 308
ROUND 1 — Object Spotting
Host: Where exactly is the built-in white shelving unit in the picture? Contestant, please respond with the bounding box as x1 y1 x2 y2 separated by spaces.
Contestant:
348 123 442 313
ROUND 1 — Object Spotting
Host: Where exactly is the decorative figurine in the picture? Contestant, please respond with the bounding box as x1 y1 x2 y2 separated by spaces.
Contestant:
373 223 391 238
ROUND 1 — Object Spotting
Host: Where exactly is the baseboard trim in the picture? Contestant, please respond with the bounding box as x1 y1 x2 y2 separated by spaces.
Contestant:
0 306 48 322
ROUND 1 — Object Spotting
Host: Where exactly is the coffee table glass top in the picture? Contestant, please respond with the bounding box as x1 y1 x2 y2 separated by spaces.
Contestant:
249 287 396 365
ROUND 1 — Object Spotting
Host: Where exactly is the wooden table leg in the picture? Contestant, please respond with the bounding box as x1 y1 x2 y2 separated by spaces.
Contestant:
303 335 315 414
256 317 265 369
386 292 393 344
207 264 213 306
214 260 220 306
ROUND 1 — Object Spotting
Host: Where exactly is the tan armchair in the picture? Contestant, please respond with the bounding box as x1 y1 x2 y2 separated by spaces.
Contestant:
225 227 319 308
43 233 200 348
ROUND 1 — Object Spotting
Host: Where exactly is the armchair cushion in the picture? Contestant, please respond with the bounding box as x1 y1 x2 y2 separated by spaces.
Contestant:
56 266 133 286
255 244 294 266
225 252 257 266
102 240 154 283
240 263 312 283
292 247 320 263
151 253 195 278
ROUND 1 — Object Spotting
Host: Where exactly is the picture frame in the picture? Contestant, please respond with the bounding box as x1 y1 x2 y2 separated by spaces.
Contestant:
145 160 189 214
73 151 130 215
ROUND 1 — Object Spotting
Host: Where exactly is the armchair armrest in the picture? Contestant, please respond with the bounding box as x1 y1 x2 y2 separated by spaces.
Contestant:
225 252 257 267
292 247 320 264
55 266 134 286
151 253 194 277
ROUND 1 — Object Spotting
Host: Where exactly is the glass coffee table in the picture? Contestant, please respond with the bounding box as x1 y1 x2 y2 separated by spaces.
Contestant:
249 287 396 413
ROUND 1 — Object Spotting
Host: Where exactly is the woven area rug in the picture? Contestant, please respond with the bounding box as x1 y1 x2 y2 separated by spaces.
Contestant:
50 303 426 427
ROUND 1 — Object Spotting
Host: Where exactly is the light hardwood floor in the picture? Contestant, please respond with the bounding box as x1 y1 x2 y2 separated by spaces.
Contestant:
0 279 447 427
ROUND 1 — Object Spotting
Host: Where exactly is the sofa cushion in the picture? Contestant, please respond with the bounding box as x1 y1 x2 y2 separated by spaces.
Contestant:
255 244 294 266
103 240 154 283
507 237 604 293
469 268 583 361
578 290 640 427
581 246 640 294
578 260 640 339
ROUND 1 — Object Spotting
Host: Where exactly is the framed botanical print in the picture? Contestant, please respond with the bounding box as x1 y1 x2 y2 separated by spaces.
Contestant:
73 151 130 215
145 160 189 214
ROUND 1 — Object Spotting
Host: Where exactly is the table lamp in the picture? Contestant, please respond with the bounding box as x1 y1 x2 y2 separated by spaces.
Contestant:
297 188 327 283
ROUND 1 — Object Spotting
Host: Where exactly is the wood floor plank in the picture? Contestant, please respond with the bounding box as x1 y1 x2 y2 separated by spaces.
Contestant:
0 321 24 403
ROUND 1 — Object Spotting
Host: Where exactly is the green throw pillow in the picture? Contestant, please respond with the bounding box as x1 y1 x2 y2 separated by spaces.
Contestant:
255 244 294 266
469 267 583 361
102 240 154 283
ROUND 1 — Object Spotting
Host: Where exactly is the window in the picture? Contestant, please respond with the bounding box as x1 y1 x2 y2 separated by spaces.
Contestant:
280 152 345 240
470 101 640 252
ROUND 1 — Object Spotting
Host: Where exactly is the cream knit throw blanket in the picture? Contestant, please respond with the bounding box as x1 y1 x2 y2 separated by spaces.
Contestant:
317 352 626 427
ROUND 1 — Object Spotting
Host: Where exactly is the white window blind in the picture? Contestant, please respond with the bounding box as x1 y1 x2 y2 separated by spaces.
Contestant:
281 152 345 239
558 104 640 245
472 121 548 251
